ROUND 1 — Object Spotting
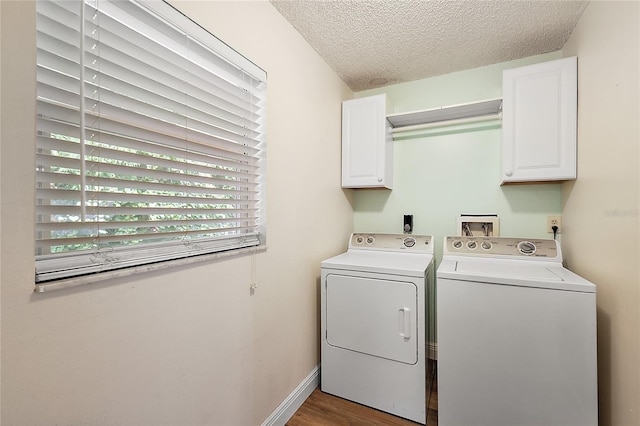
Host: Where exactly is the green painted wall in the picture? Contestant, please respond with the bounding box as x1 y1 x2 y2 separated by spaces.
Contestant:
353 52 565 264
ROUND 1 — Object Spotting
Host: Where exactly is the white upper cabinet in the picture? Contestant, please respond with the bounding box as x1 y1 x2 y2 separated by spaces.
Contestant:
501 56 578 184
342 94 393 189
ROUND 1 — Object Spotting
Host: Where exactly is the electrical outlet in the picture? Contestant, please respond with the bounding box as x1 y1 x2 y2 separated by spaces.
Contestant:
547 216 561 234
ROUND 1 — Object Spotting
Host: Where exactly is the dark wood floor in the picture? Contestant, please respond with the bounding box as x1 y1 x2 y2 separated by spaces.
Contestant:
287 374 437 426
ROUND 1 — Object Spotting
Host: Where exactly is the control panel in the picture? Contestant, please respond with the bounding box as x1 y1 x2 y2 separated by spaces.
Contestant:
444 236 559 258
349 233 433 254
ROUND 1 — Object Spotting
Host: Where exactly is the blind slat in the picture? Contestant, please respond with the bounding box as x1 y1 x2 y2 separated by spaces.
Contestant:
82 22 260 115
80 82 261 147
92 0 263 93
37 148 259 182
36 205 257 217
36 188 258 206
36 171 258 196
37 227 259 250
37 215 260 232
81 62 261 138
36 110 261 160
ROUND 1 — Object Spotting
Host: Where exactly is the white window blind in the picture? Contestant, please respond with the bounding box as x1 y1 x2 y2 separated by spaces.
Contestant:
35 0 266 283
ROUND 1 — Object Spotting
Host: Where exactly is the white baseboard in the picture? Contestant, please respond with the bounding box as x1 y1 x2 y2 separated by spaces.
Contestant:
260 365 319 426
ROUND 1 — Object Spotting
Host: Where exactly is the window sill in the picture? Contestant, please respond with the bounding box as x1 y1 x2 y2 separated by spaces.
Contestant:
34 245 268 294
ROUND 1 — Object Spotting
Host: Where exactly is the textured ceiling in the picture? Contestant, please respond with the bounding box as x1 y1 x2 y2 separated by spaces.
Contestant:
270 0 588 91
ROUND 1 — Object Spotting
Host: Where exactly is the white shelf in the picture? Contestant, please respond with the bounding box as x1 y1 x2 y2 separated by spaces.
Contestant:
386 98 502 130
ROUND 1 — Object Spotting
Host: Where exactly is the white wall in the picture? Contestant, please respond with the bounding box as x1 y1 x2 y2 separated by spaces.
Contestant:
0 1 353 425
561 2 640 425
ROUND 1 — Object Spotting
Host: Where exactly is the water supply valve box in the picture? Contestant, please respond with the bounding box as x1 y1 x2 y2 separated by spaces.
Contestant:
458 215 500 237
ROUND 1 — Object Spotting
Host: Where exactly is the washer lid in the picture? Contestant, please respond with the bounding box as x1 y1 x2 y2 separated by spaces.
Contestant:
437 258 596 293
322 250 433 278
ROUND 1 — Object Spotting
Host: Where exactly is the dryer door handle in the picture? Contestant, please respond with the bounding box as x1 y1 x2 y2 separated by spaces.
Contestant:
398 307 411 340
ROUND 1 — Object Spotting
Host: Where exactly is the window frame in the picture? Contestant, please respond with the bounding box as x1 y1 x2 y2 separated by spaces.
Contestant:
34 0 267 290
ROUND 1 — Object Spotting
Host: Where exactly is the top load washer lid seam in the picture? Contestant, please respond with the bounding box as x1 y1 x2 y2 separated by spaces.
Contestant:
455 260 564 281
438 270 597 293
437 259 596 293
443 255 561 267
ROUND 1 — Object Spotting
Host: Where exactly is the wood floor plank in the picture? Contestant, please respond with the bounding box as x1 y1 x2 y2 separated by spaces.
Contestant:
287 375 437 426
286 389 421 426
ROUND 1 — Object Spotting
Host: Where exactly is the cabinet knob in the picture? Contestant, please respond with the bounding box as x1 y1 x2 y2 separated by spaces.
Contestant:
505 170 513 177
377 177 383 182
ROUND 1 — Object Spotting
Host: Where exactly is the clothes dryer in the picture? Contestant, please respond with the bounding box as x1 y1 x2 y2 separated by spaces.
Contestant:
437 236 597 426
321 233 435 424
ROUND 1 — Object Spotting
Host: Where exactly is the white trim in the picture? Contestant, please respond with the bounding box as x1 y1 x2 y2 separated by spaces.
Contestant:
260 365 319 426
34 245 267 293
387 98 502 129
391 113 501 133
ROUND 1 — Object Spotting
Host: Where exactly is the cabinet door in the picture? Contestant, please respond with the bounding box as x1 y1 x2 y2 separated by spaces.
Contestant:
502 57 577 183
342 94 393 189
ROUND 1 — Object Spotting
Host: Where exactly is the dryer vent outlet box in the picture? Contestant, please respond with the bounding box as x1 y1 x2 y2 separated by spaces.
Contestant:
458 215 500 237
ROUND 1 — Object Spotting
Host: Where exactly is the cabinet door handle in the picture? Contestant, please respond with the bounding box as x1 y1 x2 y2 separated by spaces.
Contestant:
505 169 513 177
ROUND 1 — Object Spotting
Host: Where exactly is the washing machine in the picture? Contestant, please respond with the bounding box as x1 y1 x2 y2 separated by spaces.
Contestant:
320 233 435 424
437 236 597 426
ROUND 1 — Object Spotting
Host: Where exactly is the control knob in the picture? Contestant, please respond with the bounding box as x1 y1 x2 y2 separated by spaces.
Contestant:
403 237 416 248
517 241 537 255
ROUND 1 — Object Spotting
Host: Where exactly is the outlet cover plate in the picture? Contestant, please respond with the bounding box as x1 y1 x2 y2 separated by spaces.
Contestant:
547 215 562 233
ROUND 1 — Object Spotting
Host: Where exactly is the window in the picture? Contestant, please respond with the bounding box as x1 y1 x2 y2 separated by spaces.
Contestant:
35 0 266 284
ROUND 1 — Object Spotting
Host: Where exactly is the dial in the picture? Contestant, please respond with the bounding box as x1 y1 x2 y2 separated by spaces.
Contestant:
355 235 365 245
481 241 493 250
467 241 477 250
452 240 463 249
517 241 537 255
366 236 375 245
403 237 416 248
